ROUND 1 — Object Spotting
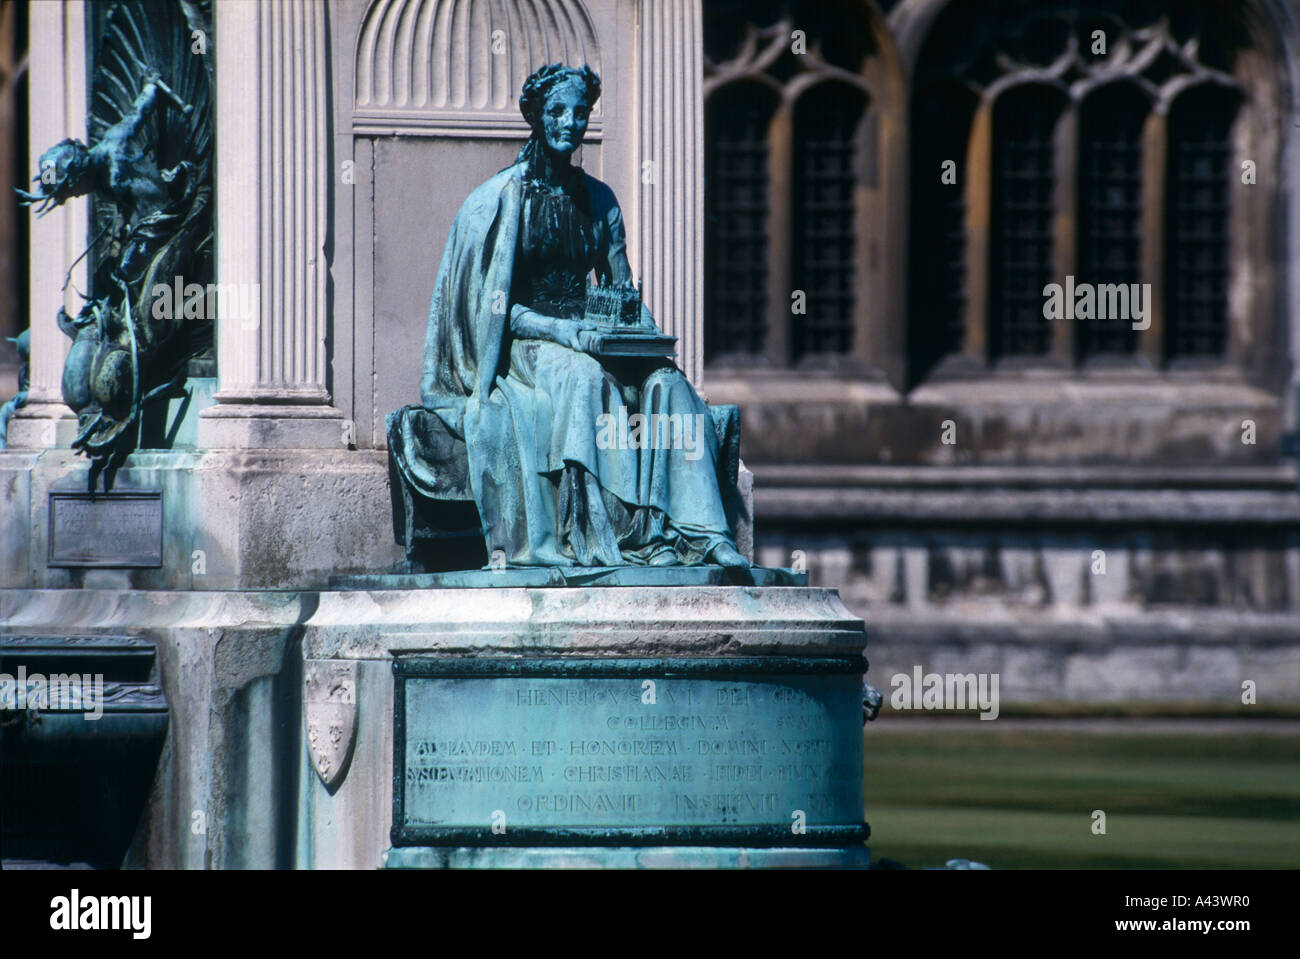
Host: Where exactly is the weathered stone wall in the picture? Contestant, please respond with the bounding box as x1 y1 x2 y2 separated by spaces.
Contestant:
748 470 1300 704
0 450 404 590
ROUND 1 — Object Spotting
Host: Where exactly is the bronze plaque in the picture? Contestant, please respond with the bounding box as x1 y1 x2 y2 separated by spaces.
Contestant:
391 657 867 848
48 491 164 568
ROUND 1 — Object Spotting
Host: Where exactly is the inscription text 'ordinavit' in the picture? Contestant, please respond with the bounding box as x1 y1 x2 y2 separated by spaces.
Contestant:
395 669 863 838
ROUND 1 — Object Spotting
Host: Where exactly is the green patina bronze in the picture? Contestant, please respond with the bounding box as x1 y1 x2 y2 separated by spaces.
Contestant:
374 66 867 869
332 565 805 589
18 0 213 484
388 64 747 570
391 657 867 849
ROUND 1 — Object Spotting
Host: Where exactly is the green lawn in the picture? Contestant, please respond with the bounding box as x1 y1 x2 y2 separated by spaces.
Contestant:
863 721 1300 869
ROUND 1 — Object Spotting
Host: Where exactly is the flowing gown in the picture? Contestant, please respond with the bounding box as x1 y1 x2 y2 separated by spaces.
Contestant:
477 172 735 566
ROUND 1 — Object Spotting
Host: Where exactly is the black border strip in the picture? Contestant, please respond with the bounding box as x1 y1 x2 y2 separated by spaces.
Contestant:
393 661 407 841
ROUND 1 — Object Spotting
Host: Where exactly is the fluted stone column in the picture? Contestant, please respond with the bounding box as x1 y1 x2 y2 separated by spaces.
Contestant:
6 0 85 450
638 0 704 388
636 0 752 555
197 0 345 449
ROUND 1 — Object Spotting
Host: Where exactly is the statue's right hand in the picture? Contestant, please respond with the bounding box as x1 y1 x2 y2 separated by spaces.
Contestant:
558 319 589 352
510 305 590 352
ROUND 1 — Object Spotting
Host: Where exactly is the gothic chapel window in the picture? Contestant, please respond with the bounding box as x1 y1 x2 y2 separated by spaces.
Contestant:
701 1 1264 387
908 0 1249 382
703 0 876 369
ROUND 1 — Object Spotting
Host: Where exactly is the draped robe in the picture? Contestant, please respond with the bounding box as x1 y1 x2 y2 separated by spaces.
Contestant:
397 160 735 566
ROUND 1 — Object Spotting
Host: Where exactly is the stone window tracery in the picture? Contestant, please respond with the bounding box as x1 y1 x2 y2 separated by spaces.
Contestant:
910 0 1248 378
703 0 875 369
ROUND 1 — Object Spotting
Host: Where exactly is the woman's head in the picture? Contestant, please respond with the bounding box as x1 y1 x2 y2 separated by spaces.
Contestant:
518 64 601 162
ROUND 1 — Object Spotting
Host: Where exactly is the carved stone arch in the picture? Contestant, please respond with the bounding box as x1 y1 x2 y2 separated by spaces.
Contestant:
786 69 871 106
352 0 602 137
703 67 784 103
1074 72 1157 109
889 0 962 81
893 0 1296 96
1158 73 1241 116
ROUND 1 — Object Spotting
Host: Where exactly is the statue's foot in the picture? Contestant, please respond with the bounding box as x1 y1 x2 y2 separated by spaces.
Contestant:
707 541 748 569
648 545 681 566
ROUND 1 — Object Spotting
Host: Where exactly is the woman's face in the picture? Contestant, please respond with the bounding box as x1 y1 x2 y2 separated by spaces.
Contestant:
540 79 590 158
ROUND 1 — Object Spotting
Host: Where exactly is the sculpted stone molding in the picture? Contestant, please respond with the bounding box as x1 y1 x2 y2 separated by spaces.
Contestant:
353 0 603 137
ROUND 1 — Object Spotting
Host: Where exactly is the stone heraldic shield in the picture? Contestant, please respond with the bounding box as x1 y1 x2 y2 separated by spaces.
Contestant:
305 660 359 791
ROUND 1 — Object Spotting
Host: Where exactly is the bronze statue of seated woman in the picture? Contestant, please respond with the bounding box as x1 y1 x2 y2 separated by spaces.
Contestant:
388 63 747 570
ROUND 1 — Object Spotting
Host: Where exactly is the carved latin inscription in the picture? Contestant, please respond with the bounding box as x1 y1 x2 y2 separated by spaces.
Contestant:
396 670 863 837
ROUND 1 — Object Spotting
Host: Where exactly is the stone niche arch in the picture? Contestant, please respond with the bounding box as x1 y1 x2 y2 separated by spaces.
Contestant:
332 0 631 450
352 0 603 137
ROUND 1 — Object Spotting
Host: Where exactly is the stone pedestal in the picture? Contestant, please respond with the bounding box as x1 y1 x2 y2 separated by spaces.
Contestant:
0 451 402 590
384 651 867 869
0 580 869 869
310 577 870 870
